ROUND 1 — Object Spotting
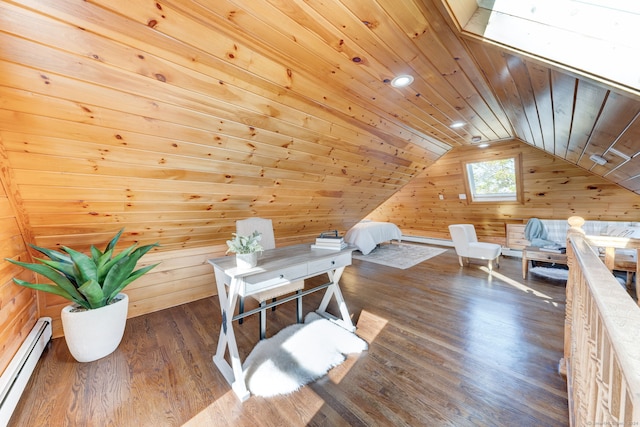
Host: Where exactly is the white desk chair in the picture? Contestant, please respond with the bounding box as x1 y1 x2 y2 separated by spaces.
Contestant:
448 224 501 271
236 218 304 339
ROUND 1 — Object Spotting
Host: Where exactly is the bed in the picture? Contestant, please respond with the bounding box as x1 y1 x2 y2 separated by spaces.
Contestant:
344 221 402 255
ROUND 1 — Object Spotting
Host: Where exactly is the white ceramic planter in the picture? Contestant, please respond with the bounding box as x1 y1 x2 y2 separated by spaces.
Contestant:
236 252 258 271
61 293 129 363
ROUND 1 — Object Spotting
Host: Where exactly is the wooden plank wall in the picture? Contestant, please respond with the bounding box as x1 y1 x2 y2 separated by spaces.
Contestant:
1 0 639 348
0 0 433 255
0 0 432 341
369 140 640 243
0 166 37 374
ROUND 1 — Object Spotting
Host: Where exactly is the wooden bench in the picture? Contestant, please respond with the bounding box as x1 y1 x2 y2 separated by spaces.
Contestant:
521 246 567 279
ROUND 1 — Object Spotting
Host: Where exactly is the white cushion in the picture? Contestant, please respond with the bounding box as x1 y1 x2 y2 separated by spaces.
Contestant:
468 242 501 260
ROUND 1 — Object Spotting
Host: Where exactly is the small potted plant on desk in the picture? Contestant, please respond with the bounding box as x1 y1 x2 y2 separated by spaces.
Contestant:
226 230 263 271
6 229 159 362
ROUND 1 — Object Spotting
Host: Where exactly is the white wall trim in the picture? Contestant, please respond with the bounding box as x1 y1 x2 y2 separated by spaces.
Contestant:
402 234 523 258
0 317 52 426
401 235 455 247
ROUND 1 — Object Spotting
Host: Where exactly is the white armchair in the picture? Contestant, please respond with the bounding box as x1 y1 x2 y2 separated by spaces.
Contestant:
448 224 501 270
236 218 304 339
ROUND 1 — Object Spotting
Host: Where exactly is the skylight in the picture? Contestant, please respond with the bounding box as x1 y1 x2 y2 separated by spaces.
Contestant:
446 0 640 93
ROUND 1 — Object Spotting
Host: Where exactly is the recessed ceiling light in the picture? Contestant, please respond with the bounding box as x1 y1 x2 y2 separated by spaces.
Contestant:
390 75 414 88
450 121 466 128
478 143 490 148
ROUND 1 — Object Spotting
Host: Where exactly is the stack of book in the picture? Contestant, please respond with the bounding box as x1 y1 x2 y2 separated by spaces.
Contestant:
311 230 347 250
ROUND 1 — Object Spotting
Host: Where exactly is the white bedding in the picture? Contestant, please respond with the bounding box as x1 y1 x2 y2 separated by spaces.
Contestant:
345 221 402 255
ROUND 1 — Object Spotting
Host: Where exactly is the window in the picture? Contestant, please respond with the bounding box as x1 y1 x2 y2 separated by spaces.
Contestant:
463 156 522 203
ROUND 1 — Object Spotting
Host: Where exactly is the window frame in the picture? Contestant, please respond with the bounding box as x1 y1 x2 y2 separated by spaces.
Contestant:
462 154 523 204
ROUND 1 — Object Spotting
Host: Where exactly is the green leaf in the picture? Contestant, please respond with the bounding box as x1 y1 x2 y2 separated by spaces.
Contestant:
108 263 159 302
35 257 78 283
102 243 159 302
104 228 124 254
90 245 103 263
129 243 159 264
63 246 98 284
7 229 159 309
95 248 114 283
6 259 87 305
30 244 71 263
97 245 136 281
12 278 90 309
102 256 135 300
78 278 105 309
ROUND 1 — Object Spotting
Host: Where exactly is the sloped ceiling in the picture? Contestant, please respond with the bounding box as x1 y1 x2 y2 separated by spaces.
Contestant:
0 0 638 251
443 0 640 189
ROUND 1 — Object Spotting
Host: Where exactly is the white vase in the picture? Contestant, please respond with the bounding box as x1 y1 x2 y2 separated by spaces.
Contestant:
236 252 258 271
61 293 129 363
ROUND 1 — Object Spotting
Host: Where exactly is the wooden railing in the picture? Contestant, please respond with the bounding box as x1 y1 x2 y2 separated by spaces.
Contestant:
563 216 640 426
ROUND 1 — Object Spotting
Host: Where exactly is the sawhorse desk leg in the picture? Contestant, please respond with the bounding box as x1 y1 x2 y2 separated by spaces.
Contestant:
316 266 355 332
212 271 250 401
211 261 356 401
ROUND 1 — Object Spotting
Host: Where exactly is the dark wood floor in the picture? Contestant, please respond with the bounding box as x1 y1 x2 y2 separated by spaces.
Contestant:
10 245 569 426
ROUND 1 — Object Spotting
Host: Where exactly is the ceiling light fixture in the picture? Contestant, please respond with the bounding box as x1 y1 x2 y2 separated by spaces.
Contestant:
450 121 466 128
390 74 414 88
478 143 489 148
471 136 482 143
589 154 607 165
609 147 631 161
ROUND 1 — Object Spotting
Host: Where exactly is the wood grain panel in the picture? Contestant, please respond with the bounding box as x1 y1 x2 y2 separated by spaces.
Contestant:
0 149 37 375
464 38 640 189
190 0 466 146
369 140 640 242
575 91 640 171
526 61 555 152
506 55 545 148
465 40 533 144
550 70 577 158
0 0 639 347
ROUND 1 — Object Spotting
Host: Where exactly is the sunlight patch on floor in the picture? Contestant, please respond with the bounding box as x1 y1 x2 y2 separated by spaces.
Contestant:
353 309 388 343
184 388 327 426
479 266 560 307
327 309 386 383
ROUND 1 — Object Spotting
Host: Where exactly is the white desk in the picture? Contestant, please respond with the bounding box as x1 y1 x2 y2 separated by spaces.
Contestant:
208 243 356 401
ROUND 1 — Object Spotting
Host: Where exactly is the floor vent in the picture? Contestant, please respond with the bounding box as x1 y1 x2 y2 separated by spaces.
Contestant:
0 317 52 426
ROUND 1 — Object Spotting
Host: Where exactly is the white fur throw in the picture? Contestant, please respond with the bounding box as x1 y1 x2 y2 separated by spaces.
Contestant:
242 312 368 397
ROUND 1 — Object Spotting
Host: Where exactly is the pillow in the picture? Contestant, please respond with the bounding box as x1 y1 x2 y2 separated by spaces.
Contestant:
624 228 640 238
603 226 640 238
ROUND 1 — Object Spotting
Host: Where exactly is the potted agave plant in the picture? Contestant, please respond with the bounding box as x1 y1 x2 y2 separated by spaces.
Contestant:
226 230 263 271
6 229 159 362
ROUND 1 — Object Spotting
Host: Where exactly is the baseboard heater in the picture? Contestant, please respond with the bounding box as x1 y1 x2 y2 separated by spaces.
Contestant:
402 234 518 257
0 317 52 426
402 234 455 247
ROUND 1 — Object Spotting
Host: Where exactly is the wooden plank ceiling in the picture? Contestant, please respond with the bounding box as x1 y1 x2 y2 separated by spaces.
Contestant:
0 0 638 251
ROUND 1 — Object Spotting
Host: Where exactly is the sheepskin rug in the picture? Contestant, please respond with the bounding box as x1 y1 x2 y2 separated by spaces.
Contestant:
242 312 368 397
